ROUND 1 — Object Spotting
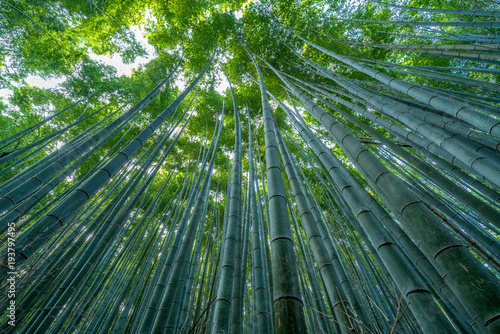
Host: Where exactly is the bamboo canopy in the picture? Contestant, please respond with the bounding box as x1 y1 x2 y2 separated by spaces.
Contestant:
0 0 500 332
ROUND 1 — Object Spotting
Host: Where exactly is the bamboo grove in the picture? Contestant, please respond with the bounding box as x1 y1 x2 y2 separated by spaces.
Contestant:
0 0 500 333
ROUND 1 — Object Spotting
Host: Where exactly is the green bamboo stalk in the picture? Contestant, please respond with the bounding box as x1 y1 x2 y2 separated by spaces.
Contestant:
248 108 273 333
370 0 500 17
292 32 500 139
248 51 306 333
211 69 243 333
272 109 360 333
150 107 224 333
267 56 500 331
12 53 212 264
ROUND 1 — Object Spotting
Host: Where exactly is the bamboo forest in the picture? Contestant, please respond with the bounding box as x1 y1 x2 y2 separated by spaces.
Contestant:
1 0 500 332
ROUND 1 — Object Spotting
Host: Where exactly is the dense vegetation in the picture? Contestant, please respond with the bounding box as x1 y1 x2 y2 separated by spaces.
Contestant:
1 0 500 332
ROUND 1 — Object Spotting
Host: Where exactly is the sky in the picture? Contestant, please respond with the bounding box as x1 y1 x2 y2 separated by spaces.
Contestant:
87 26 157 77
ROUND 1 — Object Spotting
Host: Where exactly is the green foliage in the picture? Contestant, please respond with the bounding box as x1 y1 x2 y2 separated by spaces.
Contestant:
2 0 500 332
